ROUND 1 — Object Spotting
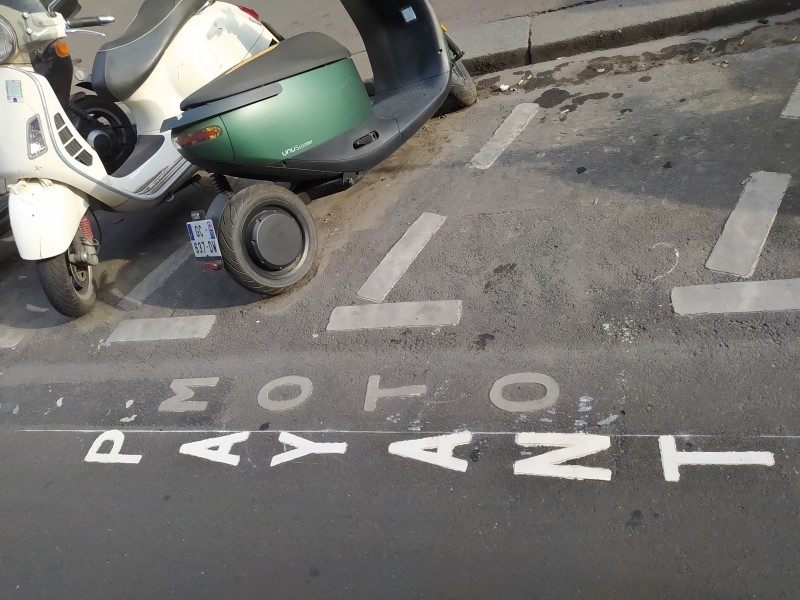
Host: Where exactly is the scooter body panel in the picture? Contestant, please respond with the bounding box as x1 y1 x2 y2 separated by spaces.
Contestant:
9 179 89 260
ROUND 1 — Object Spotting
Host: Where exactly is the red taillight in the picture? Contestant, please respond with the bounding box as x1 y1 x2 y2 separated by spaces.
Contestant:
173 126 222 149
238 6 260 20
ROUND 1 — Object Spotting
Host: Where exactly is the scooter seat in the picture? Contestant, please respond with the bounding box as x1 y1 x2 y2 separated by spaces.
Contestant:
93 0 208 101
180 32 350 111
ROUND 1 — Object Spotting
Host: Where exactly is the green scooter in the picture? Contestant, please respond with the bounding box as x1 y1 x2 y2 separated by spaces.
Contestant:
163 0 476 296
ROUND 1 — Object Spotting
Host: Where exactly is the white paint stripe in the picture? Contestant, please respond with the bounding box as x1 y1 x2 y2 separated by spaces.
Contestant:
672 278 800 315
0 324 28 349
117 245 192 311
357 213 446 303
659 435 775 482
468 103 538 169
781 81 800 119
327 300 462 331
705 172 791 277
105 315 216 344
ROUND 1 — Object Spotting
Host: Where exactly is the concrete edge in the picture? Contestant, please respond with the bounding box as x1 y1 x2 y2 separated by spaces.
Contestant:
462 0 800 76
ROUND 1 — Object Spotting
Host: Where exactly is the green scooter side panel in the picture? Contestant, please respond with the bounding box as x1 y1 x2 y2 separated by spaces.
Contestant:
223 59 371 168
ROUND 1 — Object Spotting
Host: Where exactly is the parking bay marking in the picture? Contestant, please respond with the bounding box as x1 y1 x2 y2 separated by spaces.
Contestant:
672 278 800 315
781 81 800 119
105 315 216 344
0 324 28 349
468 103 538 170
327 300 462 331
117 244 193 311
705 171 791 278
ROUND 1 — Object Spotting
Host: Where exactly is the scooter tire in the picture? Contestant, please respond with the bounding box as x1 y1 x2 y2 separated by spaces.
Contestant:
37 252 96 318
449 59 477 108
218 183 318 296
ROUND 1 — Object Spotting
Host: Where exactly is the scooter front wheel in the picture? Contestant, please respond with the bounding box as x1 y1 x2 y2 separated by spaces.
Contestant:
37 252 96 319
450 59 478 108
218 183 318 296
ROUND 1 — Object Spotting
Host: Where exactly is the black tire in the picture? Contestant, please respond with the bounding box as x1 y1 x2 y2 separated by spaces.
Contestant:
71 96 136 174
449 59 477 108
218 183 318 296
37 251 96 318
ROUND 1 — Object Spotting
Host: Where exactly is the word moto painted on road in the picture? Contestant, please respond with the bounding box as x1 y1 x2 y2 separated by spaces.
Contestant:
82 430 775 483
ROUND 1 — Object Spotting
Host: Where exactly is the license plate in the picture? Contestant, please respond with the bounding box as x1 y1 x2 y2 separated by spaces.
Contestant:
186 219 222 258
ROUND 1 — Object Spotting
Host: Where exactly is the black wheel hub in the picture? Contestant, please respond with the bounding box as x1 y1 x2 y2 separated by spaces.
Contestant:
248 208 304 270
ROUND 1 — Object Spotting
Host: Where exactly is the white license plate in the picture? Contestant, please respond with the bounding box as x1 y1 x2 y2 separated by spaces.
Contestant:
186 219 222 258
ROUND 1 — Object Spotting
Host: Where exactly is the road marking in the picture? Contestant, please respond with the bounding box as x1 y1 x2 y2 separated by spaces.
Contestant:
159 378 219 413
659 435 775 482
327 300 462 331
179 432 250 466
514 433 612 481
357 213 447 303
105 315 216 344
388 431 473 472
468 103 538 169
364 375 427 412
84 430 142 464
781 81 800 119
117 245 192 311
258 376 313 411
672 278 800 315
270 432 347 467
489 373 560 413
0 324 27 349
705 172 791 277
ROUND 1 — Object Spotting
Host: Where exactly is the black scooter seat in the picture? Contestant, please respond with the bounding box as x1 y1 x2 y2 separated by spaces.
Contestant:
180 32 351 111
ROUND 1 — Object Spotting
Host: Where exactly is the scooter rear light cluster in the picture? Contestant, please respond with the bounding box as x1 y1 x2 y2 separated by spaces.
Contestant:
238 6 260 21
173 126 223 149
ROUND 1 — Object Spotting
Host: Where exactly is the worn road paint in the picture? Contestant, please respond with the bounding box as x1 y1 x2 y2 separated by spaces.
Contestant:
159 378 220 413
364 375 427 412
84 430 142 464
357 213 447 303
514 433 612 480
468 103 538 169
327 300 462 331
659 435 775 482
489 373 560 413
179 432 251 466
105 316 216 344
388 431 473 472
781 81 800 118
118 245 192 311
705 172 791 277
258 376 313 412
0 324 27 349
270 432 347 467
672 278 800 315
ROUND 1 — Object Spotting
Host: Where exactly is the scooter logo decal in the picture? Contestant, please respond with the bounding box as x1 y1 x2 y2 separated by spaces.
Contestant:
282 140 313 157
6 81 22 103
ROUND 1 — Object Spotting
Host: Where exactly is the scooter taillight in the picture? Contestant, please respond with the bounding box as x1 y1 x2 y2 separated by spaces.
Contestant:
173 126 223 149
238 6 260 20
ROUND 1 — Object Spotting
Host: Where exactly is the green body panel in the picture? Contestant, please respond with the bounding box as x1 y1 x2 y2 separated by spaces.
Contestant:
175 59 372 170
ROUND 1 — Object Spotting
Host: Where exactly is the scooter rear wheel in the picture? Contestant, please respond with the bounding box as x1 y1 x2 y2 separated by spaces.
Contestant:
37 251 96 319
218 183 318 296
450 59 478 108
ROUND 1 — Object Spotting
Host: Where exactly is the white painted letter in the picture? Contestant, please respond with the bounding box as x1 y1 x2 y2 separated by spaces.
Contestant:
270 432 347 467
179 432 251 466
388 431 472 472
258 376 313 411
84 430 142 464
159 377 219 412
490 373 559 413
659 436 775 482
364 375 427 412
514 433 611 480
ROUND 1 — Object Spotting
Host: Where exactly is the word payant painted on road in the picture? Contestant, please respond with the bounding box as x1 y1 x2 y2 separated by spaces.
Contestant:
85 430 776 483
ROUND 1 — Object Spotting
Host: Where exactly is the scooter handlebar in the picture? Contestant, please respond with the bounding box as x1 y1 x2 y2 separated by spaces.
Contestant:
65 16 115 28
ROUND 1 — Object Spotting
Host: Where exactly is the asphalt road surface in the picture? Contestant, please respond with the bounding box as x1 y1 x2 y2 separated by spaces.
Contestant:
3 16 800 599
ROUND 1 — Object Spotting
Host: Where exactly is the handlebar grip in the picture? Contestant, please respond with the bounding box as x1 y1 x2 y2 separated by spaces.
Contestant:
66 16 115 28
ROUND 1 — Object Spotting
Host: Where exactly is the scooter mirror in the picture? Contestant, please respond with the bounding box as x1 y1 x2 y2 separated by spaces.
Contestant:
46 0 81 19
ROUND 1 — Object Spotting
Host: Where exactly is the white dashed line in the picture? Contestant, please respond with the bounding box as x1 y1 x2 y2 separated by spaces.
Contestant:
357 213 447 303
0 324 27 349
105 315 216 344
705 172 791 278
672 279 800 315
118 245 192 311
781 81 800 119
468 103 538 169
327 300 462 331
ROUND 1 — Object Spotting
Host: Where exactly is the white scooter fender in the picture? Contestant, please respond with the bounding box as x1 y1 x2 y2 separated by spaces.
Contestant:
9 179 89 260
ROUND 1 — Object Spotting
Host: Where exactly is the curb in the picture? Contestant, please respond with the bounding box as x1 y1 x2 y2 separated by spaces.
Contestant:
455 0 800 76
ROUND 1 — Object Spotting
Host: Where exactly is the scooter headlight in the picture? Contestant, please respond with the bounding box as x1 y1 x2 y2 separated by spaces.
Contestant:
0 18 17 63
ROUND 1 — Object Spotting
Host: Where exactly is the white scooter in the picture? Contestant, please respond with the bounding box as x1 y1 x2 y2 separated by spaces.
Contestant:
0 0 277 317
